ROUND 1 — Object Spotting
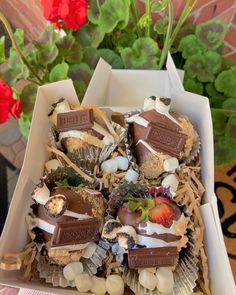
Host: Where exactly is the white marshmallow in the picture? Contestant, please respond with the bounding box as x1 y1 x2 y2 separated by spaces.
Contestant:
156 267 174 294
50 100 71 126
163 157 179 172
101 159 118 174
105 275 124 295
82 242 97 259
32 183 50 205
59 130 84 141
75 273 93 292
91 276 106 295
162 174 179 191
155 97 170 113
117 225 137 249
115 156 129 171
63 261 83 281
139 269 158 291
125 169 139 183
143 96 156 111
45 159 62 172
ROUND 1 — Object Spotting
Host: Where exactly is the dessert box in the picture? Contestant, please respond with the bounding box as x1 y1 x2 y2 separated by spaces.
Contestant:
0 54 235 295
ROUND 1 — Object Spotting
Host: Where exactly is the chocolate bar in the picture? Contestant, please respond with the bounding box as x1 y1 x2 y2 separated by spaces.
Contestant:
145 123 187 157
128 247 178 269
51 217 100 246
57 109 94 132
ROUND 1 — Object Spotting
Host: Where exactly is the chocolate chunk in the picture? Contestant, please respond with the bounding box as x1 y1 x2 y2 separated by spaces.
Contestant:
57 109 94 132
111 112 126 128
128 247 178 269
145 123 187 157
51 217 100 246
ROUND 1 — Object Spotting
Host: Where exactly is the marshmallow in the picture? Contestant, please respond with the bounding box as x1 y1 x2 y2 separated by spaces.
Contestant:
125 169 139 183
102 220 122 241
156 267 174 294
63 261 83 281
50 99 71 126
45 159 62 172
101 159 118 174
115 156 129 171
117 225 137 249
91 276 106 295
139 268 158 291
75 273 93 293
143 96 156 111
163 157 179 172
32 183 50 205
155 97 171 113
162 174 179 191
105 275 124 295
82 242 97 259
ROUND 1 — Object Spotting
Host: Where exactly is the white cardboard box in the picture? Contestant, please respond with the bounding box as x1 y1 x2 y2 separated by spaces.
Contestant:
0 54 235 295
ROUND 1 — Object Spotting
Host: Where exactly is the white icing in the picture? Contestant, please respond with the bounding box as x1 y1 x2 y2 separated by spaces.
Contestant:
136 140 159 156
138 214 186 235
59 130 85 141
136 234 178 248
64 210 92 220
92 122 114 143
36 218 55 234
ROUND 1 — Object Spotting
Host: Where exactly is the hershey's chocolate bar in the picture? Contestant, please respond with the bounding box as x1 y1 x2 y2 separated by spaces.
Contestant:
128 247 178 269
57 109 94 132
145 124 187 157
51 217 100 246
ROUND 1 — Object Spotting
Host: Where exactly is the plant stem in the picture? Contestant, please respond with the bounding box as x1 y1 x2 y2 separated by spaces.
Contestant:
158 0 174 70
96 0 101 11
145 0 151 37
0 12 43 84
130 0 141 37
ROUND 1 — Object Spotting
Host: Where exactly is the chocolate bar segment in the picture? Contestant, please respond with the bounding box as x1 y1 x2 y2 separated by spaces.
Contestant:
51 217 100 246
128 247 178 269
57 109 94 132
145 123 187 157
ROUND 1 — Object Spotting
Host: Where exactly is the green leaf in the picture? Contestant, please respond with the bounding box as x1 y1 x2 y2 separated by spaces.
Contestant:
56 34 75 55
222 98 236 110
112 31 137 49
214 137 236 165
173 24 196 48
120 37 160 69
196 19 228 50
38 25 60 45
151 0 168 12
184 51 221 82
98 0 130 33
225 114 236 145
49 63 69 82
153 18 168 35
73 80 87 101
205 83 225 108
18 113 32 138
68 63 93 85
215 66 236 98
0 36 5 63
36 42 59 66
87 0 105 24
183 76 203 95
77 23 104 48
14 28 25 50
178 35 204 59
20 83 38 114
6 50 29 84
211 108 228 136
66 42 83 63
55 178 69 187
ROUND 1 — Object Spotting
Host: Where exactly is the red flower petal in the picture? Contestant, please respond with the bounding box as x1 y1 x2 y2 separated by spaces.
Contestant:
10 100 23 119
0 80 13 101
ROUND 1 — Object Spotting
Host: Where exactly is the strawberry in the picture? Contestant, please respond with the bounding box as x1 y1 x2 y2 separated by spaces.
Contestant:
149 196 181 227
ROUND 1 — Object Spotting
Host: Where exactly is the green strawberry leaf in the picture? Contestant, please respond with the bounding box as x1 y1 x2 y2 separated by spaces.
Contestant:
55 178 69 188
196 19 228 50
0 36 5 63
184 51 221 82
20 83 38 114
120 37 160 69
98 0 130 33
215 66 236 98
77 23 104 48
49 62 69 82
178 35 204 59
139 208 150 222
183 76 204 95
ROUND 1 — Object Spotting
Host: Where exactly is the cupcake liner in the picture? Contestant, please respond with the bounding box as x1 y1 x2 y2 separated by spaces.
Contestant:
182 134 201 165
66 122 126 172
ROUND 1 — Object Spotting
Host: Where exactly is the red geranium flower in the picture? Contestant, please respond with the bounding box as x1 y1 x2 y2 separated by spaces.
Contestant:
41 0 88 31
0 80 23 124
